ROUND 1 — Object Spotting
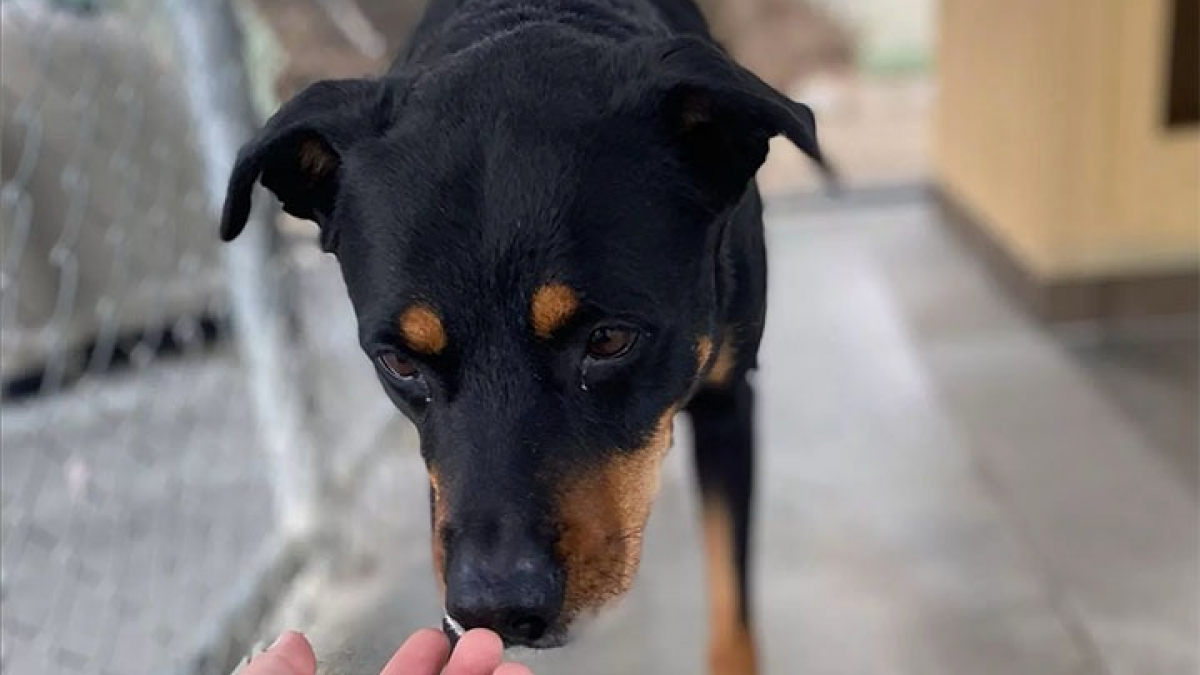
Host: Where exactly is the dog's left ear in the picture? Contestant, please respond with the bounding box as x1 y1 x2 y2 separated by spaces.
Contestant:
623 36 836 209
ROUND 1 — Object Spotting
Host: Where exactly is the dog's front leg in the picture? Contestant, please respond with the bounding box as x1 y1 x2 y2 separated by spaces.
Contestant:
686 377 759 675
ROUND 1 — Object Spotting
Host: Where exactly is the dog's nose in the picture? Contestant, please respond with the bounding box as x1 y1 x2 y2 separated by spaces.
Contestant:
445 543 564 645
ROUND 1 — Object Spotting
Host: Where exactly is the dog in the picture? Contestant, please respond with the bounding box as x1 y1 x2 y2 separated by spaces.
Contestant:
221 0 831 672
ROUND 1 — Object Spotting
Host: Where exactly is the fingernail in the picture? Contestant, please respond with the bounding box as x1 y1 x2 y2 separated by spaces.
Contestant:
267 632 289 650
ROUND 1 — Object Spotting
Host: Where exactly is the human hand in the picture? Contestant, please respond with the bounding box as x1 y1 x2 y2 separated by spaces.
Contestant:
241 628 532 675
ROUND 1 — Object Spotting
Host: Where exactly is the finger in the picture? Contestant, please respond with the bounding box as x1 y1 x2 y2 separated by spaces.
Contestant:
494 662 535 675
244 632 317 675
443 629 504 675
379 628 451 675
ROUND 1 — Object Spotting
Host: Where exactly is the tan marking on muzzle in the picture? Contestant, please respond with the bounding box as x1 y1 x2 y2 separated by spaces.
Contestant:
704 500 759 675
530 283 579 339
399 304 448 355
556 412 676 619
429 470 448 595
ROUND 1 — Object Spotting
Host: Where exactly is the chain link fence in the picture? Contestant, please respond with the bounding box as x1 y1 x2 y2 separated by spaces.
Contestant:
0 1 351 673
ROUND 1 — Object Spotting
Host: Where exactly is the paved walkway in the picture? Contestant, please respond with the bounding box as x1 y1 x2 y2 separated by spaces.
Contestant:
1 351 271 675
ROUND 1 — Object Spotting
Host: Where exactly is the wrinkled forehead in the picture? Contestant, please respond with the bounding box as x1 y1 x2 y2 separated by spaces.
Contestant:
339 130 708 340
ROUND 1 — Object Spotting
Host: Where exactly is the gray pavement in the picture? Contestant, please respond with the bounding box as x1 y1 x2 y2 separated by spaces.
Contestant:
1 351 271 675
260 196 1197 675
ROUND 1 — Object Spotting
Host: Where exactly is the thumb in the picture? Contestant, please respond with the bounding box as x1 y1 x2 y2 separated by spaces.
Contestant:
243 631 318 675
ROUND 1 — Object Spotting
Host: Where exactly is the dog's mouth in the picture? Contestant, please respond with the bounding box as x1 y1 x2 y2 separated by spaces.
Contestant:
442 613 570 650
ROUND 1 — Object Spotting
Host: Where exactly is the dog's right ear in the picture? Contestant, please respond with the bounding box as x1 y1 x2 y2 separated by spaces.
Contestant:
220 78 394 246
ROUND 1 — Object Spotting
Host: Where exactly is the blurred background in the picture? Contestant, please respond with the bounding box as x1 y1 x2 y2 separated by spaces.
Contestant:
0 1 1195 674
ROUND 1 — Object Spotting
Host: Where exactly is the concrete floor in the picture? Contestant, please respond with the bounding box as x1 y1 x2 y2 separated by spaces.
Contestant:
260 195 1198 675
1064 320 1199 496
1 351 272 675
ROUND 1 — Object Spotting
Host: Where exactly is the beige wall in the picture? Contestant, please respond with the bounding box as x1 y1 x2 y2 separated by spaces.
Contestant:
935 0 1199 280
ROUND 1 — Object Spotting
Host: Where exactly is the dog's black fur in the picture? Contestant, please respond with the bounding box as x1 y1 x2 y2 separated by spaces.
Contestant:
222 0 829 670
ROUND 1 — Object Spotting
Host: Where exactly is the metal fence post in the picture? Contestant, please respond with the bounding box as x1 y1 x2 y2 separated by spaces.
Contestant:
164 0 325 540
162 3 329 672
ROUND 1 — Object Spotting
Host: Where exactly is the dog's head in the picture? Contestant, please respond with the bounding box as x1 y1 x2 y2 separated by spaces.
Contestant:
222 33 828 648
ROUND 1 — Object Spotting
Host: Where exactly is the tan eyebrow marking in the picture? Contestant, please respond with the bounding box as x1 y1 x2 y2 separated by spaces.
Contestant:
399 304 448 355
530 283 580 339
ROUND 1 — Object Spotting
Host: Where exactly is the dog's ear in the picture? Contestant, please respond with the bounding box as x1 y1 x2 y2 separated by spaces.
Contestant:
220 78 394 245
623 36 836 209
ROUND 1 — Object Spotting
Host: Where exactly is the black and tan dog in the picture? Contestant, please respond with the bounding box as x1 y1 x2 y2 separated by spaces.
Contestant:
221 0 830 672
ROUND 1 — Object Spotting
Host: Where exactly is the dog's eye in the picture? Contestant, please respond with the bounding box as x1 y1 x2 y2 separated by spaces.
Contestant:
586 327 639 360
379 352 420 380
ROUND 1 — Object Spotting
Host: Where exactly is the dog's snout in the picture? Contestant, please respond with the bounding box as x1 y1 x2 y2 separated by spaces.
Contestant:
445 539 564 646
449 592 554 644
